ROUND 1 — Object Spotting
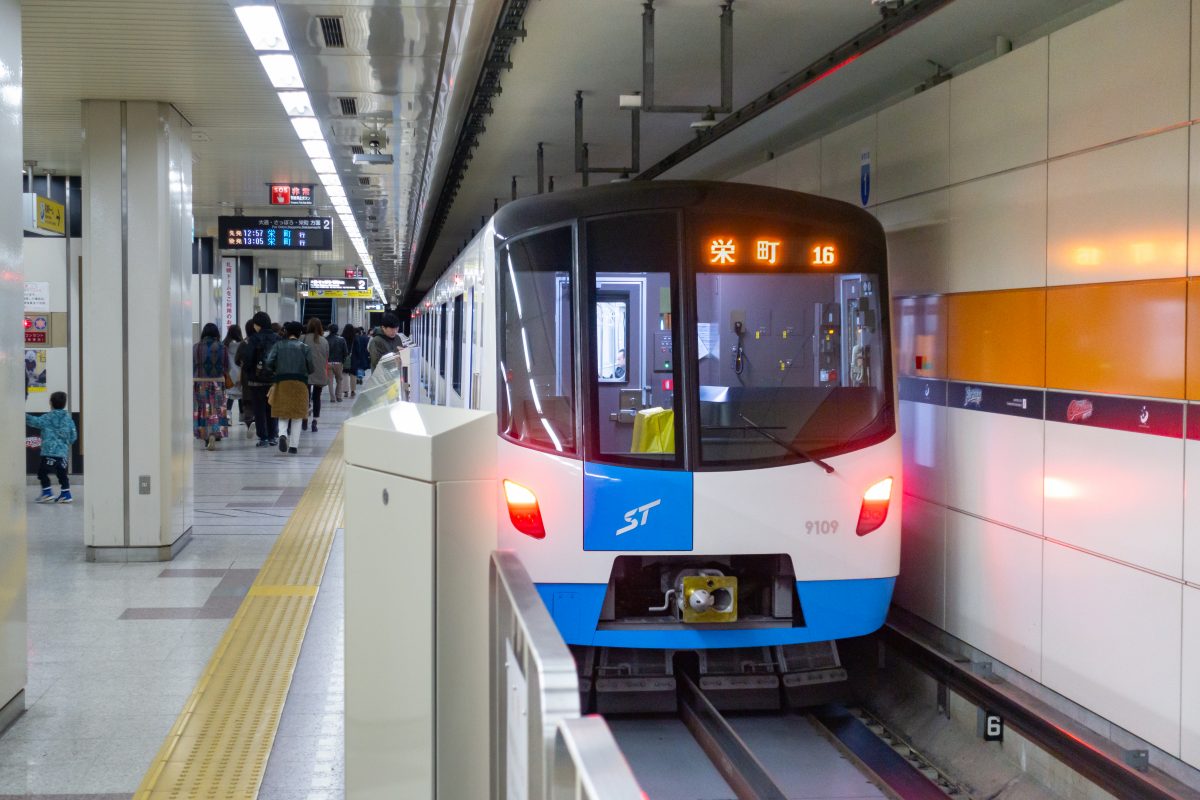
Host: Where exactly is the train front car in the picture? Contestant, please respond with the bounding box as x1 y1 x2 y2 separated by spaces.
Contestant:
493 182 898 650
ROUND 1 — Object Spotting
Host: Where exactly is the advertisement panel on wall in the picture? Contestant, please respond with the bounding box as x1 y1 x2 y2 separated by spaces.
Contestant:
221 257 237 336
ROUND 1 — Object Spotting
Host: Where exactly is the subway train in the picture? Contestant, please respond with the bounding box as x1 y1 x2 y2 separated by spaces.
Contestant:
411 181 898 649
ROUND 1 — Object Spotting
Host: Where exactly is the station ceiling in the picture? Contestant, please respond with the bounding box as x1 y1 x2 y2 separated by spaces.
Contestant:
20 0 1111 301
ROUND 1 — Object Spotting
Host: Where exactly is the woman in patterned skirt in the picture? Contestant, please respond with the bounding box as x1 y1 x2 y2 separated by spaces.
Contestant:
193 322 230 450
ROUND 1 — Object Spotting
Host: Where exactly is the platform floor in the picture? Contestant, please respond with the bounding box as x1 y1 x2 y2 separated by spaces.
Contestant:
0 402 349 799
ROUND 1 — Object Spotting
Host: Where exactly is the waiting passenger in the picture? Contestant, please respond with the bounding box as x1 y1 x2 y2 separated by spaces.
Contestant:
350 325 370 385
301 318 329 433
327 325 348 403
243 311 280 447
27 391 76 504
267 321 315 455
223 324 246 432
234 319 257 438
368 312 404 370
193 322 230 451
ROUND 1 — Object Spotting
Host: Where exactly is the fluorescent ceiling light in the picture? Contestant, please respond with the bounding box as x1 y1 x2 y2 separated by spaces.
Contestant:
303 139 331 160
324 185 346 199
236 5 289 52
259 54 302 89
291 117 324 140
318 171 342 187
277 90 314 117
309 158 337 174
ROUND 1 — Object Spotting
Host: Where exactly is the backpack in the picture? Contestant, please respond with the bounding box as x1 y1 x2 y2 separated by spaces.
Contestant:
253 334 276 382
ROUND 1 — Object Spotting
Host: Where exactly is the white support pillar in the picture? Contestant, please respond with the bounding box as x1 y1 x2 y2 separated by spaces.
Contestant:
81 100 194 561
0 0 24 731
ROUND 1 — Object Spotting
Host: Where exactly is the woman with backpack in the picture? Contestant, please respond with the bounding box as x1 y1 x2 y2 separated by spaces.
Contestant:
242 311 280 447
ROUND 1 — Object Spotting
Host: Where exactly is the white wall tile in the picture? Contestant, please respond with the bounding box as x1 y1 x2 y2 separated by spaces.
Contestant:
945 511 1043 680
1044 422 1183 578
1047 129 1188 286
897 493 945 628
1184 439 1200 585
876 82 950 205
1187 126 1200 277
1049 0 1190 156
948 165 1047 293
1183 585 1200 767
1043 543 1183 755
730 158 779 188
950 38 1048 183
946 409 1044 535
899 399 947 506
774 139 821 195
874 190 950 296
821 114 876 207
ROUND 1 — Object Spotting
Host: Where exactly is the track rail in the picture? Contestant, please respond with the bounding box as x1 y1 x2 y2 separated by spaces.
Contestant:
881 621 1200 800
607 672 947 800
677 674 788 800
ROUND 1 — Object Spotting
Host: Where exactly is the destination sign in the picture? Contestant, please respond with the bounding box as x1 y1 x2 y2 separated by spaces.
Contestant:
299 277 373 299
218 216 333 251
269 184 314 206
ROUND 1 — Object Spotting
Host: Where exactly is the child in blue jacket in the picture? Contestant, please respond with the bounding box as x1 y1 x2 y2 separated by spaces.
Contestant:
26 391 77 504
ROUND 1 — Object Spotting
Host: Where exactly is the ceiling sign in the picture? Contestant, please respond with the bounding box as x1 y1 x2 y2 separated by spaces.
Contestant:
299 277 373 299
269 183 315 206
218 216 333 251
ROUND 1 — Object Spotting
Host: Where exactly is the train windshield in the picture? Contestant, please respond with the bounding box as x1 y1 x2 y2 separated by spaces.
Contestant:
694 269 889 468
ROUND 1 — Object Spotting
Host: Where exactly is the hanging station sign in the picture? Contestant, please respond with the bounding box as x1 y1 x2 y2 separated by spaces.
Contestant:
269 183 315 206
299 277 373 299
218 216 333 251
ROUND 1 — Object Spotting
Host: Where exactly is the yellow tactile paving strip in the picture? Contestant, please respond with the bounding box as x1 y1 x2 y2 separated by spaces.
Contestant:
135 433 344 800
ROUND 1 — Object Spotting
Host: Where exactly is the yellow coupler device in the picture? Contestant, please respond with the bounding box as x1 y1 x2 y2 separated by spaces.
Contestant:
680 574 738 623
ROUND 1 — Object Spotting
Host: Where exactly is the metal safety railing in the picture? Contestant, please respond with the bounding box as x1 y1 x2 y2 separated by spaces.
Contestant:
552 718 644 800
490 551 642 800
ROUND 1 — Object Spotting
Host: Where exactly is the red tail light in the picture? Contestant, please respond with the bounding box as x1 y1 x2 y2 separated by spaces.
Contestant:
504 480 545 539
856 477 893 536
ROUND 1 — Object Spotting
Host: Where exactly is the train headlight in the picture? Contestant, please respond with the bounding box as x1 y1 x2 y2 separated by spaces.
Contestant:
856 477 893 536
503 479 546 539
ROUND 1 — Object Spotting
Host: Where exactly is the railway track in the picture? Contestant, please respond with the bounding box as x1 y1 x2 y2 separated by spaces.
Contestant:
605 672 954 800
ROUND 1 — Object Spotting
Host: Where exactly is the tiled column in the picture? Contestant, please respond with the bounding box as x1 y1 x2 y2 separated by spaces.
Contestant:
0 0 23 730
81 100 194 561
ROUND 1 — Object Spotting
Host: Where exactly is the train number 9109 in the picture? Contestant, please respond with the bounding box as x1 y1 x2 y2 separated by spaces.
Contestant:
805 520 838 535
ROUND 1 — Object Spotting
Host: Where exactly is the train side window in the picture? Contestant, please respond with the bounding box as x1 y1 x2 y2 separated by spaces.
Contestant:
439 302 448 381
452 294 464 396
497 226 576 455
585 212 682 468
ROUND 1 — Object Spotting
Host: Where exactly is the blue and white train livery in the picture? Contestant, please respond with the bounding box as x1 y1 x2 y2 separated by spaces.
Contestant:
412 181 899 649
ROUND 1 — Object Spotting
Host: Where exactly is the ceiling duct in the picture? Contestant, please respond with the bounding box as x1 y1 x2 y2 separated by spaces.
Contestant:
350 145 364 155
318 16 346 49
338 97 359 116
358 176 372 186
637 0 956 179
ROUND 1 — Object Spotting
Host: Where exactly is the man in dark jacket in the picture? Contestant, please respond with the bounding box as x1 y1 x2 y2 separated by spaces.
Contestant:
368 313 404 370
326 328 348 402
241 311 280 446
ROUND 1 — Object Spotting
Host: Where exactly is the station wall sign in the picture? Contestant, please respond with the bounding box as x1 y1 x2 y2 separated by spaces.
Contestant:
299 277 373 299
269 183 314 206
218 216 333 251
23 314 49 345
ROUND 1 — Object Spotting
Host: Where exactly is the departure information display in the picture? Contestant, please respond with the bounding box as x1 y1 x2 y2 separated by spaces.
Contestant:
300 277 373 299
218 216 333 251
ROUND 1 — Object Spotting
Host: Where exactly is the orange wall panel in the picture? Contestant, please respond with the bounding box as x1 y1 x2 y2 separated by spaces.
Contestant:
1046 279 1185 399
947 289 1046 387
1186 278 1200 400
